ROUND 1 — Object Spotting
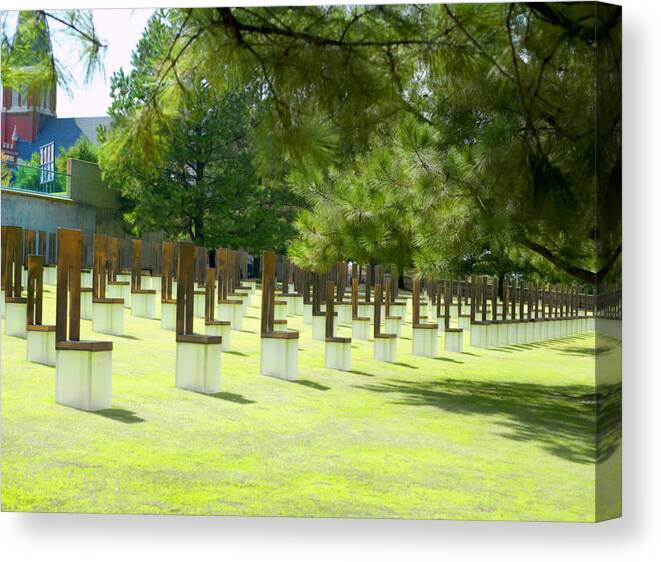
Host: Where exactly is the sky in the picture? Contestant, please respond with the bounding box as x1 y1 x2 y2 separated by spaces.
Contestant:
4 8 154 117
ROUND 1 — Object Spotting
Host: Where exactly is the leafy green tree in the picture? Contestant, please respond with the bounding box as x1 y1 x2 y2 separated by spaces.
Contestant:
98 11 302 253
124 3 620 284
56 136 98 168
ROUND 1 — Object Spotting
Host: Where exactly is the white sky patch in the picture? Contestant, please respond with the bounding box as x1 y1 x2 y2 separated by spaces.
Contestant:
3 8 154 117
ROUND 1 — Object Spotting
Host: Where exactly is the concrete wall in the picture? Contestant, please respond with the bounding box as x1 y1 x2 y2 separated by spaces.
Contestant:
66 158 120 210
1 159 165 269
1 188 97 236
1 158 124 238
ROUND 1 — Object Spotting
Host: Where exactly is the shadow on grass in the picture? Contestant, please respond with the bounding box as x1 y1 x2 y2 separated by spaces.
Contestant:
91 408 145 424
559 342 616 357
293 380 330 391
244 315 260 320
461 351 480 357
224 350 249 357
434 357 464 364
348 369 375 377
356 378 621 465
114 334 142 341
394 362 418 369
238 330 256 334
209 392 255 404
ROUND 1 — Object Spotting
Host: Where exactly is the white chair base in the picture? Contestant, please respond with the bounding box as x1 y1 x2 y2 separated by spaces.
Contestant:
194 293 206 319
312 315 333 340
140 275 154 291
161 302 177 331
27 329 56 366
176 341 221 394
470 323 484 348
374 336 397 362
0 290 4 319
444 329 464 353
358 303 374 322
81 290 93 320
284 294 303 316
80 270 92 288
44 266 57 285
412 327 438 357
232 305 244 331
390 303 406 318
325 340 351 371
131 292 157 319
274 302 287 321
485 323 498 348
385 317 401 337
526 321 535 342
303 303 313 325
542 320 550 339
92 301 124 336
56 348 112 411
205 323 232 352
596 318 621 339
495 323 508 346
458 316 471 331
352 318 370 340
240 290 253 308
508 322 519 345
336 303 352 325
217 302 243 330
292 295 304 315
5 301 27 338
260 336 298 380
108 283 131 308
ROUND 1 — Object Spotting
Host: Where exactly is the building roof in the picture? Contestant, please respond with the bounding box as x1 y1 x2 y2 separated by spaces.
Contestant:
16 115 111 162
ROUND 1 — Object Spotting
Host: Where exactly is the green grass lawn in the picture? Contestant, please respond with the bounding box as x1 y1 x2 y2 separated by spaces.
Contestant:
1 285 621 520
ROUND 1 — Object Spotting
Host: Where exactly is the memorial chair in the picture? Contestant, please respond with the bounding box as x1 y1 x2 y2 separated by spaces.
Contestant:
441 280 463 353
55 228 113 411
350 276 370 340
260 251 299 380
3 226 28 338
160 241 177 330
174 241 222 394
373 281 397 363
204 267 232 351
131 239 158 319
91 235 125 336
411 274 439 357
216 248 244 330
106 236 131 308
384 277 402 337
26 255 56 366
324 281 351 370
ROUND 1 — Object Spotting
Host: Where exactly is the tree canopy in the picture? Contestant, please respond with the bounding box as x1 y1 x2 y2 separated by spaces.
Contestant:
98 10 303 253
3 5 621 285
118 3 620 284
